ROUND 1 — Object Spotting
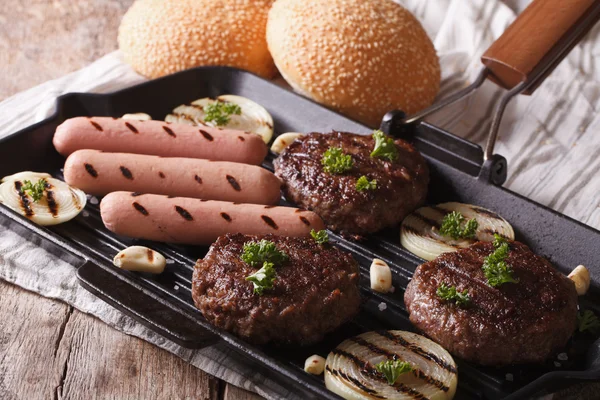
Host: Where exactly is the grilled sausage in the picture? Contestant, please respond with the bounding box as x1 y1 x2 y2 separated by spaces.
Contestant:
64 150 281 204
53 117 268 165
100 192 325 245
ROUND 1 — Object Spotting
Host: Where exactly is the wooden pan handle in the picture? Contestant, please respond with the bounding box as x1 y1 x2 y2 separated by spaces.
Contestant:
482 0 600 94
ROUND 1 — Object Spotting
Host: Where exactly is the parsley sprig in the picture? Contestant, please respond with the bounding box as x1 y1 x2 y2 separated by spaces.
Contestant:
482 234 518 287
310 229 329 244
436 282 471 307
203 101 241 126
577 310 600 334
321 147 353 174
21 178 47 202
375 360 413 385
241 239 288 268
439 211 478 240
356 176 377 192
370 130 398 162
245 262 276 295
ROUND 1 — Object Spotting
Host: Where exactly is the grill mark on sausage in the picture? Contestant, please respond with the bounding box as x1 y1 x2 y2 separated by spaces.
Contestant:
46 189 59 217
238 136 245 142
226 175 241 191
261 215 278 230
264 205 276 209
89 120 103 131
175 206 193 221
14 181 34 217
158 171 165 179
124 122 138 133
120 166 134 180
349 337 449 392
167 195 176 198
132 202 149 216
324 366 385 398
220 212 232 222
199 130 214 141
163 126 176 137
330 350 427 399
295 209 307 213
84 163 98 178
377 331 457 374
194 175 203 184
147 249 154 263
299 216 310 226
131 192 142 197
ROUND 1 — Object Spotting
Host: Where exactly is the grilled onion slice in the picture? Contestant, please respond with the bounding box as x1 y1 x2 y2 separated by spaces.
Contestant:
270 132 304 154
0 172 86 226
400 202 514 261
165 94 274 143
325 330 457 400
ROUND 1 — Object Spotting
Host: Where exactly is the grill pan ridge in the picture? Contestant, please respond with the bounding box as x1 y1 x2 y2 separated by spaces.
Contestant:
1 66 599 400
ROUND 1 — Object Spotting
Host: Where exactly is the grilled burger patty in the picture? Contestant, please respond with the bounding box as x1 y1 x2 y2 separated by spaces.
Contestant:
273 131 429 234
192 233 361 345
404 241 578 366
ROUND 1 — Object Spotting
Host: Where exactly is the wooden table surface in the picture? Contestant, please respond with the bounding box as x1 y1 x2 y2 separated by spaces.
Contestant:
0 1 260 399
1 1 598 400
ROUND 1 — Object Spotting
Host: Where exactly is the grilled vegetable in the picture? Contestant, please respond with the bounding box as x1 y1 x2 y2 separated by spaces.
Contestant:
0 171 86 226
400 202 514 261
165 94 274 143
270 132 304 154
325 330 457 400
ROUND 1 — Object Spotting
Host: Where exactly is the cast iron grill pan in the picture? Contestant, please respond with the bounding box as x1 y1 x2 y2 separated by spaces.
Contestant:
1 67 599 400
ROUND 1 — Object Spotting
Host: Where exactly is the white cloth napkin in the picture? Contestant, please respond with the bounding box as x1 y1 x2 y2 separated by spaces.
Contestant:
1 0 598 398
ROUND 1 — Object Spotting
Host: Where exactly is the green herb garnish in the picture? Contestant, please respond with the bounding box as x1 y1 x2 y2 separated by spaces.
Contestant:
310 229 329 244
21 178 47 202
436 282 471 307
203 101 242 126
356 176 377 191
245 261 276 295
439 211 478 239
482 234 518 287
375 360 413 385
370 130 398 162
577 310 600 334
321 147 353 174
241 239 288 268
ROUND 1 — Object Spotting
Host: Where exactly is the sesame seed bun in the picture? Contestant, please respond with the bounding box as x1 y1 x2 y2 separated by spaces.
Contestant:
118 0 276 79
266 0 440 127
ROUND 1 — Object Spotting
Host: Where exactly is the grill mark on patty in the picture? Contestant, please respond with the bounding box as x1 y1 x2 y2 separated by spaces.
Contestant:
330 349 429 399
200 130 214 141
132 202 149 216
324 366 385 398
221 212 232 222
299 216 311 226
175 206 193 221
226 175 241 191
89 120 103 131
261 215 278 230
349 337 450 392
120 166 134 180
147 249 154 263
124 122 138 133
46 188 59 217
84 163 98 178
163 126 176 137
377 331 457 374
194 175 203 184
14 181 34 217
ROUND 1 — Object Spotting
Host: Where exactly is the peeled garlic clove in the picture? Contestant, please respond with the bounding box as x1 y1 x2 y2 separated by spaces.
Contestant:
113 246 166 274
370 258 392 293
568 265 590 296
122 113 151 121
271 132 304 154
304 355 326 375
165 95 274 143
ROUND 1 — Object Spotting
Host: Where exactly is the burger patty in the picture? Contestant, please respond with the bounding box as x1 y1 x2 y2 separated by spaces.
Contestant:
404 241 578 366
273 131 429 234
192 233 361 345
